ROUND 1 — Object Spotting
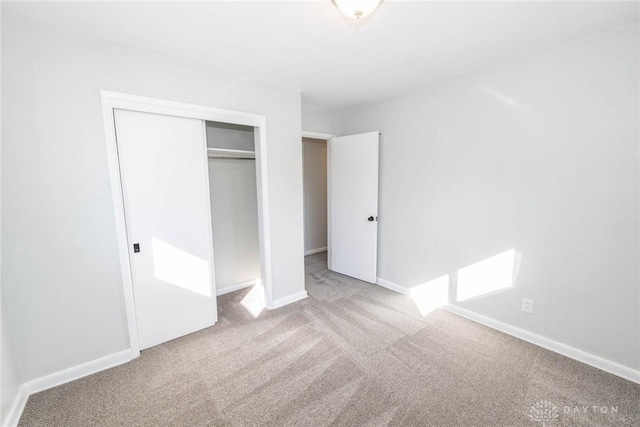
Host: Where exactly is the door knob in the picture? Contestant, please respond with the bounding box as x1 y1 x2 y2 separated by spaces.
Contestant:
368 216 375 222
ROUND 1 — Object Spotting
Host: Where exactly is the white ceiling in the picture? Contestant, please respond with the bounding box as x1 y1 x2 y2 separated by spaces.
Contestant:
3 1 638 110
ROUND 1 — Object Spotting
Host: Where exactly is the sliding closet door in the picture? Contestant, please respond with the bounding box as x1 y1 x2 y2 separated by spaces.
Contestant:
114 109 216 350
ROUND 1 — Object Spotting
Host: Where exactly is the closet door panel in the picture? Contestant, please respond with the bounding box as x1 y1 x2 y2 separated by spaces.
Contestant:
114 109 216 350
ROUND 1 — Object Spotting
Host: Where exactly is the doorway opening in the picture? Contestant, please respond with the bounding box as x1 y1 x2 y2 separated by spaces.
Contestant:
302 133 331 286
302 131 380 284
302 136 330 258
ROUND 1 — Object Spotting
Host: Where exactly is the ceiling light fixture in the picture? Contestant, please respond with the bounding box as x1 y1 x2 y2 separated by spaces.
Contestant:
334 0 383 20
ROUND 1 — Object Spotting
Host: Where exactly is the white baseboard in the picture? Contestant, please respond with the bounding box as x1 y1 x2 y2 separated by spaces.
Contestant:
305 247 327 256
2 384 29 427
1 285 304 425
216 278 259 296
270 290 308 309
376 277 410 296
444 305 640 384
3 349 133 426
23 349 132 395
375 276 639 384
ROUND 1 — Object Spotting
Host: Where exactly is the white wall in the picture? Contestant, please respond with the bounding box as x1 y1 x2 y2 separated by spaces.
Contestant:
208 158 261 291
1 19 305 382
303 138 328 253
337 23 639 370
1 293 22 425
0 13 23 422
302 103 338 135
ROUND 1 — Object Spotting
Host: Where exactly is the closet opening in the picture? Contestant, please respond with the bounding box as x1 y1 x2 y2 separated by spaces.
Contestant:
206 121 264 317
102 91 275 357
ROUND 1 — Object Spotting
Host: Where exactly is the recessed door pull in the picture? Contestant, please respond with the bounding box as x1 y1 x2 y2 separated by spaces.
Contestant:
133 243 140 253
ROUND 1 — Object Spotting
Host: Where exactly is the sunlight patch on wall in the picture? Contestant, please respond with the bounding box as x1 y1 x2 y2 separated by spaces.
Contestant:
241 280 265 318
410 275 449 316
456 249 515 302
152 238 212 297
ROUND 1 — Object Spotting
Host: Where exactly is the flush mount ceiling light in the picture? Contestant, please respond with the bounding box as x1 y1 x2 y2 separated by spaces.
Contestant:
334 0 383 20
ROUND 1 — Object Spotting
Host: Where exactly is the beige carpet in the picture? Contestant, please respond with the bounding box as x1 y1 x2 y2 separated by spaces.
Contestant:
19 253 640 426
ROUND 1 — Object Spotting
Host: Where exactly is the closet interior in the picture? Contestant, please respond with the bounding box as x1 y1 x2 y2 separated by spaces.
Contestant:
206 121 261 295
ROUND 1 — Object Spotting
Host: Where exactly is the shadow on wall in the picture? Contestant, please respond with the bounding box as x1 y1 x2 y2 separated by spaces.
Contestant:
410 249 520 316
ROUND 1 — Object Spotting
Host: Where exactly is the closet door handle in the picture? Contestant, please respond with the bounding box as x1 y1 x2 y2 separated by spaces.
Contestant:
368 216 375 222
133 243 140 253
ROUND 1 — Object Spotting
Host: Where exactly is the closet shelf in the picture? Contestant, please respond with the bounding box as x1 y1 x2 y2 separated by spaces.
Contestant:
207 147 255 159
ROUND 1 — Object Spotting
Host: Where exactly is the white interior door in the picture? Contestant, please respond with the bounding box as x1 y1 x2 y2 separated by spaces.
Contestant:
328 131 379 283
114 109 217 350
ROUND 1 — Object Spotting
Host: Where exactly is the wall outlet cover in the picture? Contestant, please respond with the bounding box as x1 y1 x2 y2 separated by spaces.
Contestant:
521 298 534 314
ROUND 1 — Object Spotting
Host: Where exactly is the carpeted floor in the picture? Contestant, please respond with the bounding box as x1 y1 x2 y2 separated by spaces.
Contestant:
19 252 640 426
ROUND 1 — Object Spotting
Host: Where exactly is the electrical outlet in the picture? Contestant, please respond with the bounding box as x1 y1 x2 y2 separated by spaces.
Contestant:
521 298 534 314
